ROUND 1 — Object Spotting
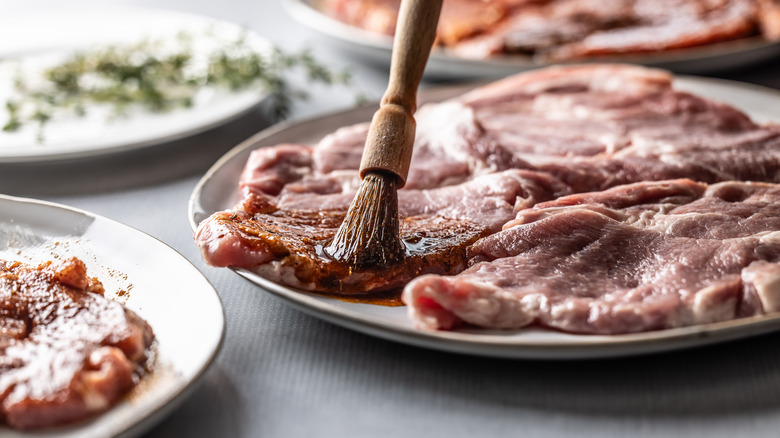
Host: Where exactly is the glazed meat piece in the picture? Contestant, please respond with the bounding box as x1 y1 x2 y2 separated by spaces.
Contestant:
0 257 154 430
196 168 566 294
194 84 569 295
402 180 780 334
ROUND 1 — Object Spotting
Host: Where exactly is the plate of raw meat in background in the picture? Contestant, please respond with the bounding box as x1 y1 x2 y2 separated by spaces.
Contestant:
284 0 780 79
0 195 224 436
0 6 270 163
190 76 780 359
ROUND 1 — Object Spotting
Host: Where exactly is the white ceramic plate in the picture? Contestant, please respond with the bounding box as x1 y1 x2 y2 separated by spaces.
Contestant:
0 6 270 163
284 0 780 79
0 195 224 437
189 77 780 359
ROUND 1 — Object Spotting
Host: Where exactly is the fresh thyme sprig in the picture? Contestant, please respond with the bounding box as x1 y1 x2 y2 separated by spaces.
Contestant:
2 32 352 141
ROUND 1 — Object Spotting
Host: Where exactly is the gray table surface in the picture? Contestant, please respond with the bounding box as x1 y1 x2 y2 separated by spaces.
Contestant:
3 1 780 437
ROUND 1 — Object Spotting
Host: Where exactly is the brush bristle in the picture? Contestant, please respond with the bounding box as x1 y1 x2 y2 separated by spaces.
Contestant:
325 172 404 267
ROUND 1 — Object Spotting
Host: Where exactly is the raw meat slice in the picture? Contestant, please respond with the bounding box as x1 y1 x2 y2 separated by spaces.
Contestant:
308 101 536 191
241 100 535 199
402 179 780 334
546 0 759 61
452 0 638 59
460 64 780 192
324 0 772 61
0 257 154 430
319 0 515 45
289 64 780 195
250 64 780 197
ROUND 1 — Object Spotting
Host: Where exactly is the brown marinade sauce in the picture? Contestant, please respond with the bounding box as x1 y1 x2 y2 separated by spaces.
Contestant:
227 208 488 297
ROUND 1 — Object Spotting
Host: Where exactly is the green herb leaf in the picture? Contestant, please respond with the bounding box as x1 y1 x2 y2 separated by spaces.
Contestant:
3 31 355 141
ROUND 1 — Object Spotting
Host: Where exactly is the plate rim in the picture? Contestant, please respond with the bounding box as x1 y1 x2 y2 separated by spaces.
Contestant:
0 193 226 436
233 268 780 359
188 75 780 359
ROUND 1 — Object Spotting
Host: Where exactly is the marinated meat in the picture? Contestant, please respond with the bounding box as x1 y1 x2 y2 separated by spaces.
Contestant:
195 86 570 294
320 0 776 61
196 169 565 294
402 180 780 333
0 257 154 430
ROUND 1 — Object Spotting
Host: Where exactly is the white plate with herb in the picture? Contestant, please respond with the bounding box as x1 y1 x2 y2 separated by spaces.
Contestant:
0 194 225 436
0 7 331 163
190 77 780 359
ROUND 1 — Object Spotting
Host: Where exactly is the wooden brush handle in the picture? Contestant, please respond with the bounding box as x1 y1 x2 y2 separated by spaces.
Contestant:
359 0 443 187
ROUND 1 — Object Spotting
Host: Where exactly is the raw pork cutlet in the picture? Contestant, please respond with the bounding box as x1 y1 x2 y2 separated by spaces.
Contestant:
322 0 774 61
458 64 780 192
313 64 780 193
196 162 566 294
0 257 154 430
451 0 639 59
312 96 536 190
403 179 780 334
449 0 763 61
264 64 780 194
545 0 759 61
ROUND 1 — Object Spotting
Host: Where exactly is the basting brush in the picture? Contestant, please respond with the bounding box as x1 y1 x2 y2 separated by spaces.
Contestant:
326 0 443 267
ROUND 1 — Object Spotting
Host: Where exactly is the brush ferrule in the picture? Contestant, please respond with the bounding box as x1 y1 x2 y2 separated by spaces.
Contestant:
359 104 415 188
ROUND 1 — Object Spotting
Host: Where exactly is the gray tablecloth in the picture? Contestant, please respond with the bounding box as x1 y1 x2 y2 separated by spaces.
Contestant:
3 1 780 437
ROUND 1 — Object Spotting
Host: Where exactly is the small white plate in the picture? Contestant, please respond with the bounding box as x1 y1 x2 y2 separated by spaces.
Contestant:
0 195 224 436
189 77 780 359
284 0 780 79
0 6 271 163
